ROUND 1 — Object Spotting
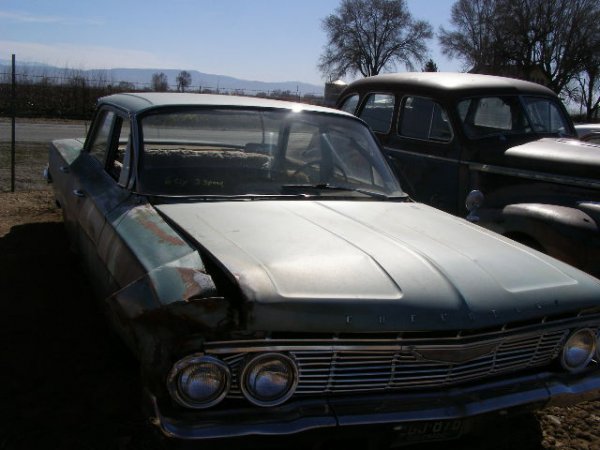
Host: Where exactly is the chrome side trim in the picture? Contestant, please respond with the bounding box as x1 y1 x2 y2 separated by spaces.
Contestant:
383 145 599 189
383 146 459 165
468 162 600 189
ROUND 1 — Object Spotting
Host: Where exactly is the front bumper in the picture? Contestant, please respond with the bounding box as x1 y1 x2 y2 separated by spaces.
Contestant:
149 370 600 440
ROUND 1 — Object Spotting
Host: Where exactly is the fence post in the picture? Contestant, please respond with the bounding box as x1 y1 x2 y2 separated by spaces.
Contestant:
11 54 16 193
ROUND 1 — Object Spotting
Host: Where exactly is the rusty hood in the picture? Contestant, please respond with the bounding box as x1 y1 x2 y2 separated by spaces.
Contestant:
156 200 600 331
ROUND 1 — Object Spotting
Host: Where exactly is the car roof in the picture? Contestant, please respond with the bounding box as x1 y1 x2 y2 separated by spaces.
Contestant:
97 92 350 116
341 72 557 97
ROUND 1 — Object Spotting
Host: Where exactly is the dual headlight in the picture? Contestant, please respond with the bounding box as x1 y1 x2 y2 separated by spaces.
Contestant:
167 353 298 409
561 328 600 373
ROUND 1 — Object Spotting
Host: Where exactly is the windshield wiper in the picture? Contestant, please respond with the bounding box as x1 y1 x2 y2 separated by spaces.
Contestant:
281 183 406 200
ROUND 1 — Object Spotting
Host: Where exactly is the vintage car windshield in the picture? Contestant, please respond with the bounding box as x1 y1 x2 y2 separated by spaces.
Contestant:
138 108 404 198
457 95 573 139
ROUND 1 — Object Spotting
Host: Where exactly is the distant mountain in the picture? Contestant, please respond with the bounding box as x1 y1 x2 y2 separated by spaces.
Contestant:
0 61 324 97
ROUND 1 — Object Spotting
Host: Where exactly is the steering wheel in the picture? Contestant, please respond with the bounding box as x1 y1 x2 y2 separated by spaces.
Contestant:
292 159 348 182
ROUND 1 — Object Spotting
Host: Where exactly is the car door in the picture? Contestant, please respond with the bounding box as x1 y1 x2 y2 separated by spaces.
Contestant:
49 138 85 245
384 95 460 214
73 108 135 298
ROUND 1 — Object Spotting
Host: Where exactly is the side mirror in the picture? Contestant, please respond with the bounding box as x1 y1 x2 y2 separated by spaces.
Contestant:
466 190 484 222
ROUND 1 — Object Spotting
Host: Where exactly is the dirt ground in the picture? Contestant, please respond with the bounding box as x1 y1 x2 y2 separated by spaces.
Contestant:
0 189 598 450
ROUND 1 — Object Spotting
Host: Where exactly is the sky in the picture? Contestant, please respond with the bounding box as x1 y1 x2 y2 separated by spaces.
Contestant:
0 0 461 86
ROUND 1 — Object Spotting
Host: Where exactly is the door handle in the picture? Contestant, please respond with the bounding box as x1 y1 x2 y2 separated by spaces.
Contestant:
72 189 86 198
59 166 69 173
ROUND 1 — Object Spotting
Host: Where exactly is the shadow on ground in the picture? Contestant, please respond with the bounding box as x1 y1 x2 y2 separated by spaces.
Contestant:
0 222 158 450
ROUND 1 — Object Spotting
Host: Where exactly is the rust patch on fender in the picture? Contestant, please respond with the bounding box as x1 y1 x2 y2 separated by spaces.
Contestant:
178 267 218 301
138 217 185 246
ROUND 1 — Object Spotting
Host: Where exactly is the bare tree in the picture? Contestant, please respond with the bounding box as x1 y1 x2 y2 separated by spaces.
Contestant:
439 0 600 94
438 0 501 71
151 72 169 92
318 0 432 79
176 70 192 92
117 81 136 91
570 59 600 121
502 0 600 94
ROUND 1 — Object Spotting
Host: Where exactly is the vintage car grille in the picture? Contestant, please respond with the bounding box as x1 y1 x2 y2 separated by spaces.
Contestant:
205 327 573 399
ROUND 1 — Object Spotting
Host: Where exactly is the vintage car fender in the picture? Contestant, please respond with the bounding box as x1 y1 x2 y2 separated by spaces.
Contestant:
480 202 599 274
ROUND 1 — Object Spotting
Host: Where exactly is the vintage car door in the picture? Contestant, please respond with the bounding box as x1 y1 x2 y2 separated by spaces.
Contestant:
48 138 86 245
72 108 138 298
364 94 461 214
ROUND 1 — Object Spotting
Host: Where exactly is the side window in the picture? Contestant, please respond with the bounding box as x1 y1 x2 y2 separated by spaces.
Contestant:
358 93 395 133
473 97 511 130
339 94 359 114
522 97 569 133
107 118 131 183
88 110 116 164
398 96 452 142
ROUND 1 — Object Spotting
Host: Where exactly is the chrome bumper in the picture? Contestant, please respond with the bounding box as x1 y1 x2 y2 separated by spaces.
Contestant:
150 370 600 440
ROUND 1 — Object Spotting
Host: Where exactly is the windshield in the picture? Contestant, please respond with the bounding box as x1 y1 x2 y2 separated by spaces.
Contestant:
138 108 404 199
457 95 573 139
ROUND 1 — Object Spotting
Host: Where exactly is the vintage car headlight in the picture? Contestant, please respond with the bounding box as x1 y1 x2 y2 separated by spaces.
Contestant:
561 329 597 373
240 353 298 407
167 355 231 409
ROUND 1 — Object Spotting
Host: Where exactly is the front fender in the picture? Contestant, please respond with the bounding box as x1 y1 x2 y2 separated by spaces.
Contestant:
480 203 599 276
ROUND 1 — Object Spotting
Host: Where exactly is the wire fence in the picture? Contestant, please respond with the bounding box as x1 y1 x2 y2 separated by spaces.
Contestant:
0 58 334 193
0 67 326 121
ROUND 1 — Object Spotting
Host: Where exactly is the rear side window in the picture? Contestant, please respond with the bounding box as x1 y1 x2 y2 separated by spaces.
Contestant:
358 93 395 133
88 110 116 163
398 96 452 142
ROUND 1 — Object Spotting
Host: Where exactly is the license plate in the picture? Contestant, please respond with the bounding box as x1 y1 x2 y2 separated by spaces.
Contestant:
390 419 463 446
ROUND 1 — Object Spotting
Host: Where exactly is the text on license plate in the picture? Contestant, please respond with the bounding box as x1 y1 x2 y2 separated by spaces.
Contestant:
392 419 463 445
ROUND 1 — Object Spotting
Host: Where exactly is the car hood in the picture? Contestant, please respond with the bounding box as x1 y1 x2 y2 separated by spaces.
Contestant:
156 201 600 331
504 137 600 180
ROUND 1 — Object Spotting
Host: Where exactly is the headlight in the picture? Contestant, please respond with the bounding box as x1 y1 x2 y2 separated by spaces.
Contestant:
167 355 231 409
561 329 596 373
240 353 298 407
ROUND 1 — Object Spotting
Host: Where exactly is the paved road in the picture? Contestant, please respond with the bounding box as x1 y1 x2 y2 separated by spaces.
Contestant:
0 118 89 143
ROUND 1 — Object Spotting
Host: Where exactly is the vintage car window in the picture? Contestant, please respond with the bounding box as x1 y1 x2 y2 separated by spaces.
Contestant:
358 93 395 133
398 96 452 142
138 108 402 198
88 110 116 164
458 97 520 138
457 95 570 139
339 94 359 114
522 96 571 134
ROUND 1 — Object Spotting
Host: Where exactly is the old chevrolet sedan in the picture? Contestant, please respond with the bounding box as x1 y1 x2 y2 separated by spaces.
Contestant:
47 93 600 446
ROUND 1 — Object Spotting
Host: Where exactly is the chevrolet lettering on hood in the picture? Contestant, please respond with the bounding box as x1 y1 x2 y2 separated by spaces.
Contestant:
47 92 600 447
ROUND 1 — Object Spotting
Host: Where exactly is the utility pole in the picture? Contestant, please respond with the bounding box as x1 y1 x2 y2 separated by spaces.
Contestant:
11 54 16 192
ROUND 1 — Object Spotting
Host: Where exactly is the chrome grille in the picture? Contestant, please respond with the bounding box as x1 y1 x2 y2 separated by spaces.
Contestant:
211 329 570 399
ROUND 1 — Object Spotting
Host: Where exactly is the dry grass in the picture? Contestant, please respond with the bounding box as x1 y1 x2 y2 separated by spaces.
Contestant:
0 142 50 192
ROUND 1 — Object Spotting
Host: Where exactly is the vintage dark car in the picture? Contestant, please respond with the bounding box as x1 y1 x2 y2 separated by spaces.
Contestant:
575 123 600 145
47 92 600 446
337 73 600 278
